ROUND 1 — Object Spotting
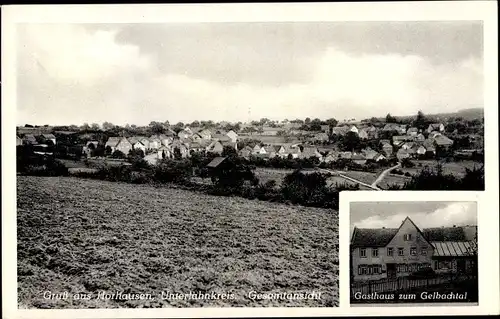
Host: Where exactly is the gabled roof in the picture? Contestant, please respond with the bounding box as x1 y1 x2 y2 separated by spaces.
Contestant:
206 156 227 168
429 123 443 129
263 145 276 153
434 135 454 146
128 136 141 144
351 154 366 160
105 137 121 147
351 217 477 249
422 226 473 241
42 133 56 139
351 227 399 248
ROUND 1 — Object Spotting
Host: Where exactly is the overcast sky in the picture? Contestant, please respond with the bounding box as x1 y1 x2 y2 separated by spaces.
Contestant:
350 201 477 235
16 21 483 126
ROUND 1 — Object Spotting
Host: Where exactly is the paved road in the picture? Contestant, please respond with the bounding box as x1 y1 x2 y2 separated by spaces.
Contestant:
319 168 381 191
371 163 402 188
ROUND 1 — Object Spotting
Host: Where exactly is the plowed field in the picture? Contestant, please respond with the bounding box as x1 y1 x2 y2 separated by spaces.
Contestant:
17 176 338 308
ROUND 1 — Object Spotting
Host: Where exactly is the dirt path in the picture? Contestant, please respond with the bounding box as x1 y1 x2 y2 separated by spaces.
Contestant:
371 163 401 188
319 168 381 191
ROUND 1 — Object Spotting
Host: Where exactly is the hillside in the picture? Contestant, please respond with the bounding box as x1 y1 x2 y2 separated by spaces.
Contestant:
17 176 339 308
365 107 484 123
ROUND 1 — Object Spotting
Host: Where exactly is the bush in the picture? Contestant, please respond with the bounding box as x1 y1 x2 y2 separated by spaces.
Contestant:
280 170 335 208
111 150 126 159
154 159 192 184
401 158 415 168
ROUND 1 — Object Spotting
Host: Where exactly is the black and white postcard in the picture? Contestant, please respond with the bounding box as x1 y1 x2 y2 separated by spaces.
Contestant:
2 1 499 318
350 201 478 305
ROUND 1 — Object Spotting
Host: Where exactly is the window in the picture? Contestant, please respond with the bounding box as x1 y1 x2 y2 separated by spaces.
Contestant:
360 248 366 258
421 247 427 255
410 247 417 256
358 265 367 275
398 248 404 256
372 248 379 257
404 234 413 241
387 247 393 256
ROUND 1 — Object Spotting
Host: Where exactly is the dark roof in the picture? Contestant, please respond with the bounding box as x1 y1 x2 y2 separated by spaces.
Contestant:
351 224 477 248
422 227 470 241
351 227 398 248
206 156 227 168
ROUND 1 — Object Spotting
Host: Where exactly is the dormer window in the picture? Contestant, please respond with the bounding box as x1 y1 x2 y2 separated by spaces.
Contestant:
404 234 413 241
410 247 417 256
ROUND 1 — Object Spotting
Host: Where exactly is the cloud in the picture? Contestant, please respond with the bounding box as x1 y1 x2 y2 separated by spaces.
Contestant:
353 202 477 230
16 23 483 126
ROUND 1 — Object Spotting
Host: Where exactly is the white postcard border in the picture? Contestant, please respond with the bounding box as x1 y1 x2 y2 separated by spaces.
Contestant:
2 1 498 318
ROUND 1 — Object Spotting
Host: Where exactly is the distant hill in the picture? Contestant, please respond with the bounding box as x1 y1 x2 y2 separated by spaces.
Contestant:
364 108 484 123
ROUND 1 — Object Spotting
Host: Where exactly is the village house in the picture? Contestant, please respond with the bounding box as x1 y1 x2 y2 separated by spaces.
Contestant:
189 139 211 153
139 137 150 150
381 143 393 156
300 147 323 160
350 217 477 282
413 144 427 157
207 140 224 154
105 137 133 155
262 145 279 158
278 144 301 158
178 129 192 140
407 127 419 136
434 135 454 149
238 146 254 159
171 140 190 158
148 137 162 150
323 152 339 163
331 126 350 136
427 123 445 133
314 132 329 142
349 125 359 135
415 133 425 142
260 126 280 136
41 133 57 145
320 124 330 133
252 144 265 155
157 145 172 160
339 151 353 160
423 139 436 154
226 130 238 143
396 148 410 160
199 129 212 140
358 129 369 140
352 153 367 165
363 149 385 162
429 131 442 139
131 141 146 154
23 134 38 145
401 142 415 150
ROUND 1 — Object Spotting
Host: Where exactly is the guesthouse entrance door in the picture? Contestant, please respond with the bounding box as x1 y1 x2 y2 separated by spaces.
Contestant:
387 263 397 279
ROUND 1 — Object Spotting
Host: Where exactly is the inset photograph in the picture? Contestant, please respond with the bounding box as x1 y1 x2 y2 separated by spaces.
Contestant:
349 201 478 305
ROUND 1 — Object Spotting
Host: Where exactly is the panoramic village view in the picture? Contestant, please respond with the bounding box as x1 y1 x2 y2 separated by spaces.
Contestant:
349 201 478 305
15 22 484 308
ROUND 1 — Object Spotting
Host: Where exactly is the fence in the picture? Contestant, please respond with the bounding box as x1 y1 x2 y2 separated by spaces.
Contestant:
351 273 477 296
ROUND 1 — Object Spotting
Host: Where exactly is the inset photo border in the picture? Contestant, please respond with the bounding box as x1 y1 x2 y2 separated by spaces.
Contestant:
339 191 498 314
